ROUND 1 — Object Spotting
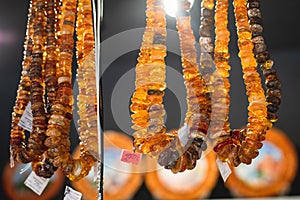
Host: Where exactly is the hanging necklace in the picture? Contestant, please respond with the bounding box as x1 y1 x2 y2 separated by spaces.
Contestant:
131 0 213 173
10 0 98 182
246 0 281 123
131 0 174 155
10 0 49 165
157 0 212 173
213 0 272 167
9 0 35 165
35 0 97 181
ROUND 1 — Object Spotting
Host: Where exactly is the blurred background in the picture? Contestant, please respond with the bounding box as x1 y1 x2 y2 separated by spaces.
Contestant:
0 0 300 199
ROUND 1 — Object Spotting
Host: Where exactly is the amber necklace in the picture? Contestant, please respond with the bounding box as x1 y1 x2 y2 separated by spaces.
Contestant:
246 0 281 123
34 0 96 181
212 0 279 167
157 0 213 173
131 0 173 155
10 0 98 182
10 0 50 166
131 0 213 173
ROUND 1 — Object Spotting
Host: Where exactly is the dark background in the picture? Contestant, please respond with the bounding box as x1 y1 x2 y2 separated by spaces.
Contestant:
0 0 300 199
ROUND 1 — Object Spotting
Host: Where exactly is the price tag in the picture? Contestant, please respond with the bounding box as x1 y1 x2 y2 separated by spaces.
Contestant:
18 102 33 132
178 123 189 146
216 158 232 182
24 171 50 195
63 186 82 200
120 149 142 165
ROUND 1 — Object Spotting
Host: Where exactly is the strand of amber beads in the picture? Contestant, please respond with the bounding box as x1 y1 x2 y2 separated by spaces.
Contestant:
214 0 269 166
212 0 241 166
10 0 35 165
247 0 281 123
131 0 174 155
198 0 215 139
28 0 49 161
157 0 211 173
199 0 215 83
234 0 269 164
34 0 77 179
44 0 59 114
74 0 98 174
13 0 49 164
31 0 60 177
210 0 231 150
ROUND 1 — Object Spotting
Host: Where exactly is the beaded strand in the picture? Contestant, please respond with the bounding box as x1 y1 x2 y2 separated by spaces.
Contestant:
44 0 59 114
247 0 281 123
157 0 211 173
199 0 215 83
131 0 174 155
27 0 48 162
10 0 49 164
213 0 269 166
31 0 61 178
75 0 99 166
211 0 232 160
42 0 96 181
10 0 35 165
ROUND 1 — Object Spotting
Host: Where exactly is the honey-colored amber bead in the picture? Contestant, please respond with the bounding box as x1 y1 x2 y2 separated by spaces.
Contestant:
202 0 214 10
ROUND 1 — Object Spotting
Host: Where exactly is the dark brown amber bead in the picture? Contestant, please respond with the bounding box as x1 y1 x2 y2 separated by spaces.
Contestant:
247 1 260 9
249 16 263 26
202 8 213 17
267 104 279 113
147 89 164 95
266 95 281 105
266 78 281 89
256 51 270 63
266 89 281 98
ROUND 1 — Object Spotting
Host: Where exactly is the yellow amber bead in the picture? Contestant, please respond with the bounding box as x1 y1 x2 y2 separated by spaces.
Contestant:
261 59 274 70
202 0 214 10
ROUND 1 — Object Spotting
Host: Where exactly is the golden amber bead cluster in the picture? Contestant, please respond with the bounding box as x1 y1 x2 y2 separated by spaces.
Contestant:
10 0 98 181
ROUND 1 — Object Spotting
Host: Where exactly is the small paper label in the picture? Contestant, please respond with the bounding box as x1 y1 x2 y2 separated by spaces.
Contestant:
216 159 232 182
24 171 50 195
63 186 82 200
178 123 189 146
120 149 142 165
18 102 33 132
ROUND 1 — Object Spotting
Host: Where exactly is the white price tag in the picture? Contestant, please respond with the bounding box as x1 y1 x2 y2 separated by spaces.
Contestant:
24 171 50 195
216 158 232 182
18 102 33 132
63 186 82 200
